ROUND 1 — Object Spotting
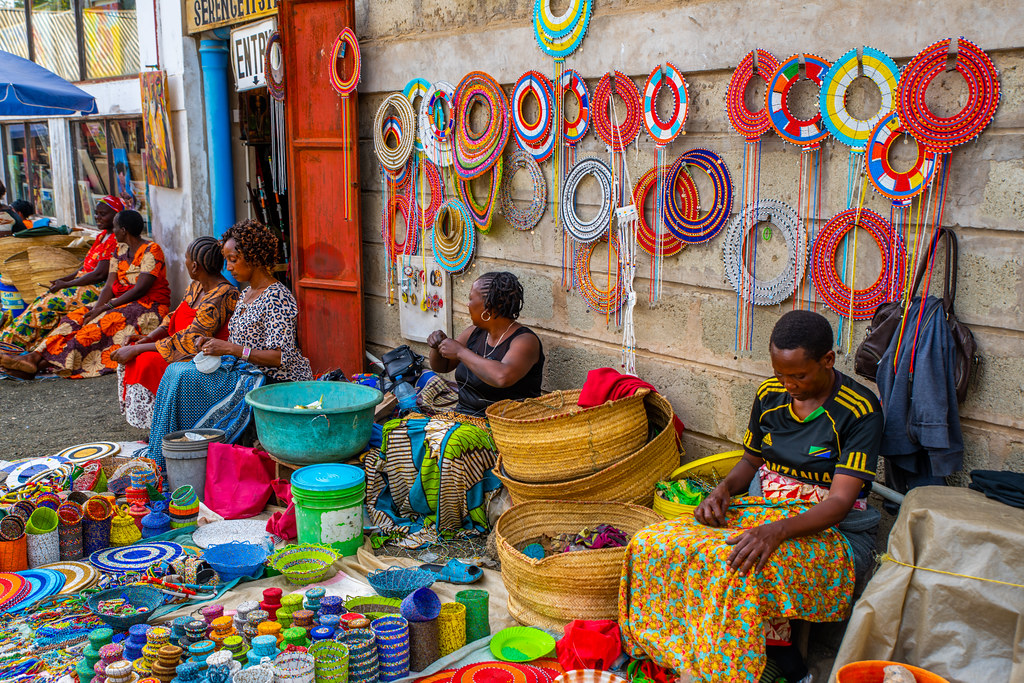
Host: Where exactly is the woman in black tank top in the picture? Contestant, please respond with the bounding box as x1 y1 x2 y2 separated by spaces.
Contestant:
427 272 545 416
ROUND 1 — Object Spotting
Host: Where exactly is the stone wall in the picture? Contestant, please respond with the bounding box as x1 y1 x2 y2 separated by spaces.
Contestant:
352 0 1024 473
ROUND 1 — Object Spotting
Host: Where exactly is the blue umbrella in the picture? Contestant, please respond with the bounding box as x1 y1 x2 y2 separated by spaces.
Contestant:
0 49 97 116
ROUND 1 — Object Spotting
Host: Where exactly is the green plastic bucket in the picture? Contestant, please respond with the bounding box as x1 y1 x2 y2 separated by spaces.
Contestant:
290 464 366 556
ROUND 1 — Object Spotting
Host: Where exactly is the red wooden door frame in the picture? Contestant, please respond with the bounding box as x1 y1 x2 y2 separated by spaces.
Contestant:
279 0 364 375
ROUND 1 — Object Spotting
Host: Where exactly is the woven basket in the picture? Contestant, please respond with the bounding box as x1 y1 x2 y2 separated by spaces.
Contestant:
366 567 436 599
2 247 84 301
494 392 681 506
486 389 650 483
0 534 27 572
437 602 465 657
0 234 76 264
267 544 338 585
495 500 662 629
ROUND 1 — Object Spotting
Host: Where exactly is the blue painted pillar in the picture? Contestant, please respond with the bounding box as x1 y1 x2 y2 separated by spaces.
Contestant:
199 38 235 239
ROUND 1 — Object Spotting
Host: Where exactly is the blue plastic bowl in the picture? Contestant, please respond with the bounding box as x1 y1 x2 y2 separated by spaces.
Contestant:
245 381 383 464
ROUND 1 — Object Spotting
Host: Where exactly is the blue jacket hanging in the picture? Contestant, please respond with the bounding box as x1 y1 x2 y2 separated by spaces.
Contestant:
876 295 964 477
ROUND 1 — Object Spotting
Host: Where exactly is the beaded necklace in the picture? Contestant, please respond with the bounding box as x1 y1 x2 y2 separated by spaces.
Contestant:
663 149 733 244
532 0 592 59
403 78 431 154
633 166 690 259
328 27 361 219
431 200 476 274
722 198 808 307
374 93 416 173
561 157 613 244
420 81 456 168
592 71 642 152
511 71 555 162
264 31 285 102
499 148 546 232
453 71 510 180
555 69 590 289
456 156 503 232
575 233 623 317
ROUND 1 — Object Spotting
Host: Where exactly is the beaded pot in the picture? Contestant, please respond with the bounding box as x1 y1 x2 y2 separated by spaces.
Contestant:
342 629 378 683
272 652 315 683
234 600 260 632
222 635 248 664
210 615 236 649
302 587 325 612
281 627 307 649
310 625 334 642
371 616 410 682
124 624 151 662
246 635 280 668
318 595 344 616
201 604 225 627
277 594 303 629
408 619 440 672
259 588 282 621
256 621 282 646
290 610 314 630
188 640 215 668
309 640 349 683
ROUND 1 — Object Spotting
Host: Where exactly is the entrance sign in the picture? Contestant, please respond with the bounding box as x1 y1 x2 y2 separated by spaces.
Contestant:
231 18 277 92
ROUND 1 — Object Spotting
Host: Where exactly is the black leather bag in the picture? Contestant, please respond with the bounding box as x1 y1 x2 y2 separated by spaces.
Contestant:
854 228 977 402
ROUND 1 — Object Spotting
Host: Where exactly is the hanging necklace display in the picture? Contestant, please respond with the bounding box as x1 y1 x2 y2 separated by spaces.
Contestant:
557 69 591 289
375 94 418 304
328 27 361 218
374 94 417 173
592 71 642 152
727 49 779 351
453 71 510 180
382 192 419 304
420 81 456 168
265 31 287 192
561 157 614 243
810 207 907 320
511 71 555 162
633 166 693 258
575 232 624 317
642 62 688 303
533 0 593 59
432 200 476 274
499 148 547 231
662 148 733 243
722 199 807 306
867 111 937 205
456 156 504 232
408 156 444 229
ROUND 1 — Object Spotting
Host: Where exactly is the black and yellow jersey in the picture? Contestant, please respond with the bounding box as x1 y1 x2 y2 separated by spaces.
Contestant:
743 370 883 487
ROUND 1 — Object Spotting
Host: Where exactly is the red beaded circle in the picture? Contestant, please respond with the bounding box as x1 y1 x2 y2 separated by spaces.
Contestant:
632 166 696 257
592 71 642 151
726 49 780 140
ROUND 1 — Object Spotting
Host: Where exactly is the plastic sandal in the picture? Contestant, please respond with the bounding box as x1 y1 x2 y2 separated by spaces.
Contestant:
419 559 483 584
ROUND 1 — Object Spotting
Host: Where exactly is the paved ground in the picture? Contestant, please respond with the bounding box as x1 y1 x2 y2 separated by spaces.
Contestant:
0 373 147 458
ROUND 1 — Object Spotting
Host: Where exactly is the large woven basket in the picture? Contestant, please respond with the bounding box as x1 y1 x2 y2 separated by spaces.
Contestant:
495 500 663 629
0 234 77 264
486 389 649 483
494 392 681 506
2 246 85 300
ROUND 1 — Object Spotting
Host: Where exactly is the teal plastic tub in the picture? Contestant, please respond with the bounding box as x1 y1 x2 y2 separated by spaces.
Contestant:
245 381 383 465
291 464 366 556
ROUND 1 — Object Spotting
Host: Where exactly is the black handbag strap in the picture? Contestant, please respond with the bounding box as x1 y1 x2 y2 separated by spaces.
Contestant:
908 227 959 312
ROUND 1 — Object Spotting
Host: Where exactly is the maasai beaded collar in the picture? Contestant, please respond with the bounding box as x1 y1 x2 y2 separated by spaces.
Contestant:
632 166 690 258
456 156 503 232
643 62 688 145
329 27 360 96
374 93 417 173
811 208 907 319
511 71 555 162
403 78 431 154
532 0 592 58
453 71 511 180
867 111 937 205
575 234 624 316
561 157 614 243
432 200 476 274
766 53 833 149
820 46 899 152
264 31 285 102
722 199 807 306
499 148 547 231
420 81 456 168
382 193 419 262
408 157 444 228
727 50 780 140
592 72 642 151
559 70 590 144
896 37 1000 153
662 148 733 243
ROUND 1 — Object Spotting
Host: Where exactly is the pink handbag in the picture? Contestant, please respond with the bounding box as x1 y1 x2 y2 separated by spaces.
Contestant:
203 443 276 519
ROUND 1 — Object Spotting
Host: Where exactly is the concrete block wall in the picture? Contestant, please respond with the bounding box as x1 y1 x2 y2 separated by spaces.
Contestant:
352 0 1024 473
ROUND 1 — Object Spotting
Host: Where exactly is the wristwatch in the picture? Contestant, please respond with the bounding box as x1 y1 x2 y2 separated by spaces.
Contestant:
242 347 252 361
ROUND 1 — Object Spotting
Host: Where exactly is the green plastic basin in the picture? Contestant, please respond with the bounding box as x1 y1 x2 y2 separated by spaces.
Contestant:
244 381 383 464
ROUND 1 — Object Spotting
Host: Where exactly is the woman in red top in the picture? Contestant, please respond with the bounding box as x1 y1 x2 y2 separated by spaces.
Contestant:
1 210 171 379
0 196 122 351
111 236 238 428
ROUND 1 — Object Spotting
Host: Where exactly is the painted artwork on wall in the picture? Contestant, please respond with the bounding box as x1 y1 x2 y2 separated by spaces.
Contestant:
113 147 135 207
139 70 177 188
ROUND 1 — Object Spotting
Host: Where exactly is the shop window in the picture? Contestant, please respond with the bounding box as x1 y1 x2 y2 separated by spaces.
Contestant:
1 122 54 219
73 117 149 229
0 1 139 82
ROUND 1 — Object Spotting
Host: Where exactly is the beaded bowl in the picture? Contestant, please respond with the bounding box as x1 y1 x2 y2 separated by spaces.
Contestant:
87 586 163 629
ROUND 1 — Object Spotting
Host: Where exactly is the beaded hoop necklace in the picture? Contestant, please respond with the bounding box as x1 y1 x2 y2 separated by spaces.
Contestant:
403 78 431 153
499 148 547 231
264 31 285 102
726 50 780 140
420 81 456 168
766 53 832 149
511 71 556 162
820 47 899 152
867 111 937 205
453 71 510 180
408 156 444 228
374 93 417 173
559 70 591 146
381 192 419 304
633 166 691 258
561 157 614 243
722 199 807 307
456 156 503 232
662 149 733 244
897 37 1000 153
432 200 476 274
592 72 642 152
811 207 907 320
575 234 624 316
329 27 360 218
533 0 592 58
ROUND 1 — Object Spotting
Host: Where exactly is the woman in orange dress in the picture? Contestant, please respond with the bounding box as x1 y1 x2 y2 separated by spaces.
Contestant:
0 210 171 379
112 236 238 429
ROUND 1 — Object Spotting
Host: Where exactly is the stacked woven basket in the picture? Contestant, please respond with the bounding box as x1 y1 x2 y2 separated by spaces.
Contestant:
488 388 681 628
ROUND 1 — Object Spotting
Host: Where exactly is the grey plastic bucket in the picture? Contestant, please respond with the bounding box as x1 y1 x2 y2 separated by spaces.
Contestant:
162 428 226 502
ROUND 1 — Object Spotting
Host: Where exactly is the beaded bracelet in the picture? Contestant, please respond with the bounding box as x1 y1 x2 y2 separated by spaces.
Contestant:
533 0 592 58
432 200 476 274
897 37 1000 153
558 69 590 143
592 71 642 151
722 198 807 306
810 207 907 319
453 71 510 180
726 50 780 140
820 46 899 151
402 78 431 153
499 148 547 231
328 27 360 96
456 156 503 232
575 234 624 315
643 62 688 145
420 81 456 167
866 111 937 205
561 157 614 243
663 148 733 243
766 53 832 148
632 166 690 257
264 31 285 102
374 93 417 173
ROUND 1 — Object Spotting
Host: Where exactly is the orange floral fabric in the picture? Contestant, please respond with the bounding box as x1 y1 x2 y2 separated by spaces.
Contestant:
79 230 118 274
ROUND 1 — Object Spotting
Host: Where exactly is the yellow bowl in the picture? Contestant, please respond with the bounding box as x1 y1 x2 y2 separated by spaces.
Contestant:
653 450 746 519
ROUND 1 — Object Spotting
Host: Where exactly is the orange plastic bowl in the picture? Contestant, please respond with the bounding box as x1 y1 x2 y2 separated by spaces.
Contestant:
836 660 949 683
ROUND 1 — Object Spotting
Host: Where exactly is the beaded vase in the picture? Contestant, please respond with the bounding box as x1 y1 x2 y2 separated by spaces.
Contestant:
371 616 410 682
302 587 325 612
342 629 378 683
437 603 466 657
309 640 349 683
